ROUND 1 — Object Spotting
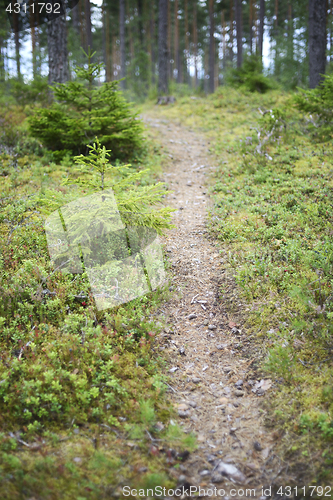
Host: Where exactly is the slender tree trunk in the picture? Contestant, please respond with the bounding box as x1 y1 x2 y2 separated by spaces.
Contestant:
150 7 156 84
229 0 234 62
158 0 169 94
222 9 226 69
235 0 242 67
249 0 253 54
137 0 144 48
119 0 126 88
80 0 86 49
167 0 172 80
72 2 80 36
174 0 180 82
0 35 4 83
47 6 69 85
193 0 198 87
30 0 37 78
13 13 21 79
258 0 265 59
309 0 326 88
85 0 93 51
103 2 111 82
287 1 293 62
330 0 333 61
127 0 134 59
208 0 215 92
185 0 189 83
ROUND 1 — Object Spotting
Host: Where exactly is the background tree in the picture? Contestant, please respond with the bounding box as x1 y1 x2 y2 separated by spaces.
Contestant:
158 0 169 94
47 4 69 85
309 0 326 88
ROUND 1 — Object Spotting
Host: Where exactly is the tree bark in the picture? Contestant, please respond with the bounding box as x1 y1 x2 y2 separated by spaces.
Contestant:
13 13 21 79
287 1 293 62
85 0 93 51
72 2 80 36
229 0 234 62
249 0 253 54
138 0 144 48
103 1 111 82
119 0 126 88
185 0 189 83
235 0 242 67
193 0 198 87
258 0 265 59
174 0 180 82
47 9 69 85
158 0 169 94
208 0 215 93
309 0 326 88
150 6 156 84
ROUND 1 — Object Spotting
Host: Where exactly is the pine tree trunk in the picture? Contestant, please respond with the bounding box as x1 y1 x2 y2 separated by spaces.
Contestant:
80 0 86 49
229 0 234 62
47 7 69 85
30 0 37 78
85 0 93 51
150 7 156 84
185 0 189 84
287 1 293 62
138 0 144 48
158 0 169 94
249 0 253 54
103 2 111 82
208 0 215 93
309 0 326 88
258 0 265 59
193 0 198 87
222 9 226 70
175 0 180 82
168 0 172 80
72 2 80 36
13 13 21 79
119 0 126 88
235 0 242 67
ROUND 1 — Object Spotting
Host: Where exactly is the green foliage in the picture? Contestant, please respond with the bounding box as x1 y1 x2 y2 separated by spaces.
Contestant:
226 55 275 93
28 49 145 160
294 73 333 140
9 76 50 106
60 138 175 234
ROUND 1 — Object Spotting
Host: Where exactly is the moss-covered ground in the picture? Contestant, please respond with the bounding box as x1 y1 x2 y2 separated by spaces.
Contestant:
0 105 195 499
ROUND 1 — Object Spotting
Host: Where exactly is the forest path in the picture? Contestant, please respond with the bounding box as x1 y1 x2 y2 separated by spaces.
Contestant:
143 112 283 499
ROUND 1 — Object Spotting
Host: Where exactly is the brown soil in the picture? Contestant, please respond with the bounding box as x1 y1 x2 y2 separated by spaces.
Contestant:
143 113 289 499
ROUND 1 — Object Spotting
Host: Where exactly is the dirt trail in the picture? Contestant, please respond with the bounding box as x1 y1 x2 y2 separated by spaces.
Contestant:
144 114 285 499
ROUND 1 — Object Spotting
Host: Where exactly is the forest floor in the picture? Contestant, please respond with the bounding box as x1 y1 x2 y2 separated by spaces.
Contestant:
143 111 285 498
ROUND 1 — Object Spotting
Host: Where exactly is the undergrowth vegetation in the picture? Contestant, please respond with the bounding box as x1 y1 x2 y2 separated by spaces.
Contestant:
0 76 194 498
154 87 333 483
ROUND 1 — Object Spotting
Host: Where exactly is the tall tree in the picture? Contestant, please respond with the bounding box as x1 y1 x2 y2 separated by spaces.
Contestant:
235 0 242 67
47 9 69 84
193 0 198 87
208 0 214 92
158 0 169 94
85 0 93 51
229 0 234 62
13 12 21 79
174 0 180 82
258 0 265 59
309 0 326 88
249 0 253 53
72 2 80 36
119 0 126 88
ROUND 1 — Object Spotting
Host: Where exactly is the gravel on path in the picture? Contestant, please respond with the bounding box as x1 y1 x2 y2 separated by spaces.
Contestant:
143 115 285 499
